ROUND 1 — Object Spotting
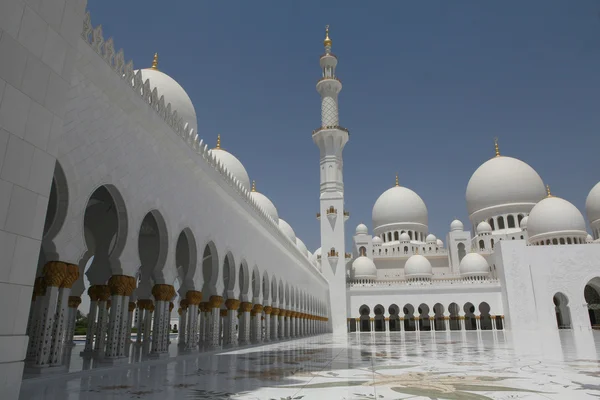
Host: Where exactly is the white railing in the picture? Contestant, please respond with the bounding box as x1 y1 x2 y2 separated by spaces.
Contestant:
348 277 500 288
80 12 318 272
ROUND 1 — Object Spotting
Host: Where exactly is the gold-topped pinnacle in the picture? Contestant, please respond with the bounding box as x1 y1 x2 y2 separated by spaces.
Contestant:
324 25 332 48
251 180 256 192
546 184 553 197
215 134 221 149
494 137 500 157
151 53 159 70
395 174 399 187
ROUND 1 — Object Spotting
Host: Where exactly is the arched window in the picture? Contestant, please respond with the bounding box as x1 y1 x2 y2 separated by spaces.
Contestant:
479 239 484 250
507 215 515 228
403 246 408 254
552 239 558 245
394 231 399 241
359 246 366 256
408 231 413 240
457 243 466 262
520 235 523 239
546 239 551 245
497 216 505 230
517 214 524 226
490 239 494 249
488 218 495 230
559 238 565 245
387 232 392 242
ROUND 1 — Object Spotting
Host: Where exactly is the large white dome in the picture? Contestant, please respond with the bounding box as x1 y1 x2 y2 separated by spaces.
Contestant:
466 156 546 217
209 141 251 191
352 256 377 279
586 182 600 225
527 195 587 243
140 67 197 133
459 253 489 277
278 218 296 243
404 254 432 279
250 184 278 223
372 185 428 231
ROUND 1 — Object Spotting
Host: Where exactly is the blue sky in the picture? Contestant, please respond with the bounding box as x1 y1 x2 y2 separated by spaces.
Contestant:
88 1 600 252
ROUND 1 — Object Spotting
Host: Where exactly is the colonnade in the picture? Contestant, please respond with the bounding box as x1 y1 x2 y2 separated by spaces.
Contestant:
349 315 505 332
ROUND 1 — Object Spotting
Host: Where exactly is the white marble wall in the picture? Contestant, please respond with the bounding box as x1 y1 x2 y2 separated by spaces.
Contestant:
0 0 87 397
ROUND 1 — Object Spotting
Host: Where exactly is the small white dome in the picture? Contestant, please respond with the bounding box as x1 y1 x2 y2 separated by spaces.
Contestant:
278 218 297 243
466 155 546 217
404 254 432 279
352 256 377 279
296 237 308 255
459 253 489 277
250 188 278 223
527 196 587 243
210 148 251 190
372 185 428 231
372 236 383 245
586 182 600 225
355 223 368 235
476 221 492 235
450 219 464 232
587 234 594 243
426 234 437 243
520 216 529 229
399 232 410 242
139 68 198 133
436 239 444 247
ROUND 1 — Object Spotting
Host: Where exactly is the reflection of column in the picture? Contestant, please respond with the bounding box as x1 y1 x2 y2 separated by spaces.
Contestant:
185 291 202 351
239 302 252 345
491 315 496 330
126 302 136 354
135 301 146 344
279 310 286 339
290 311 296 338
198 302 207 343
105 275 136 360
224 299 240 346
208 296 224 347
476 316 481 330
49 263 79 367
66 296 82 345
264 306 272 341
251 304 263 343
93 286 111 355
271 308 280 339
144 303 154 346
219 309 227 344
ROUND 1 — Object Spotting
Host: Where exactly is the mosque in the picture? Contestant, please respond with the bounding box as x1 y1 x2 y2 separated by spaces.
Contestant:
0 2 599 398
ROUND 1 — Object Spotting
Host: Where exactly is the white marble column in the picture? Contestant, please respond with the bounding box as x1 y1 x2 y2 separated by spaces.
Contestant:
223 299 240 346
207 296 224 348
93 288 111 355
264 306 272 342
279 310 286 339
104 292 124 358
251 304 263 343
26 278 46 360
197 304 206 344
150 284 175 357
184 290 202 351
143 304 154 345
126 302 135 354
178 303 187 347
65 296 81 345
49 265 79 367
151 300 166 354
271 308 279 340
135 301 147 344
239 302 252 345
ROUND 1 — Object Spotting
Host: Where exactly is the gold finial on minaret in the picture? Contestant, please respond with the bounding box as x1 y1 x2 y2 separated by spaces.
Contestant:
546 184 553 197
494 137 500 157
324 25 332 48
215 134 221 149
251 180 256 192
395 174 399 187
151 53 159 70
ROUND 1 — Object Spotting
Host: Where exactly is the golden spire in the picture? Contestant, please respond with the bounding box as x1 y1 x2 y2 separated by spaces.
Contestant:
251 180 256 192
395 174 399 187
546 184 553 197
494 137 500 157
324 25 332 48
151 53 159 70
215 134 221 149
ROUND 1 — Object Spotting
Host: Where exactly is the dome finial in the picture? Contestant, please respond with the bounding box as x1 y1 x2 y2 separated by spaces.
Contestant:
546 184 553 197
494 137 500 157
395 174 399 187
251 180 256 192
151 53 159 70
324 25 332 49
216 134 221 149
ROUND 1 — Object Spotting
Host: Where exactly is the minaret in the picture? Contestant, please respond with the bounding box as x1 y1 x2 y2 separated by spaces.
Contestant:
313 26 349 334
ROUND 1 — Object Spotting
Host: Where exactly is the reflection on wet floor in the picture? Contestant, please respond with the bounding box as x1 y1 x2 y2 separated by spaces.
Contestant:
19 330 600 399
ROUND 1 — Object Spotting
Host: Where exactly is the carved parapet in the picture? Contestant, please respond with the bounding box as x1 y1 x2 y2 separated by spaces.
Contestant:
61 263 80 288
68 296 81 308
128 302 136 312
108 275 133 296
264 306 273 315
43 261 67 287
225 299 241 311
208 295 224 309
240 302 253 312
152 284 175 301
185 290 202 305
97 285 111 302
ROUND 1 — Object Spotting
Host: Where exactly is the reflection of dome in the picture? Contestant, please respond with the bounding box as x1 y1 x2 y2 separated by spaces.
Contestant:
209 137 251 190
399 232 410 242
586 182 600 225
296 237 308 256
466 155 546 218
278 219 296 243
355 223 368 235
527 194 587 244
372 185 428 231
436 239 444 247
140 62 197 133
404 255 432 279
250 182 278 222
476 221 492 235
426 234 437 243
520 216 529 229
450 219 464 232
459 253 489 277
372 236 382 245
352 256 377 279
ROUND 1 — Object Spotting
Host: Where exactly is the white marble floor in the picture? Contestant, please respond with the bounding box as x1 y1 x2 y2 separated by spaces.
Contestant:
19 330 600 399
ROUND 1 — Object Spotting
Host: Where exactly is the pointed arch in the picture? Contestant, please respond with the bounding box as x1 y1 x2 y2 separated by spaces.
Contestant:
200 241 219 297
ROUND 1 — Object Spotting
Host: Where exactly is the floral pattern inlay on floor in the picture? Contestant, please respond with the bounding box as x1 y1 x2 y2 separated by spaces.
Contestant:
19 330 600 399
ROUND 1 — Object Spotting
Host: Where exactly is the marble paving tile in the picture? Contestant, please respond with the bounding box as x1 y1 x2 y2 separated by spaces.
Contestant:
19 330 600 399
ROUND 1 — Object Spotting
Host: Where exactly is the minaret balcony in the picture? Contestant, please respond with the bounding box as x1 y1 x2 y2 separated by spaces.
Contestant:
344 210 350 221
345 253 352 260
316 212 321 220
327 249 339 269
312 125 349 135
317 76 342 84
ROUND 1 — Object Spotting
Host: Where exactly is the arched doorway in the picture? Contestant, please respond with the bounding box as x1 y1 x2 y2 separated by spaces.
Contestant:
388 304 400 331
359 305 371 332
464 302 476 330
418 303 430 331
373 304 385 332
403 304 415 331
457 243 466 263
479 302 492 330
448 302 460 330
433 303 445 331
584 279 600 329
553 292 572 329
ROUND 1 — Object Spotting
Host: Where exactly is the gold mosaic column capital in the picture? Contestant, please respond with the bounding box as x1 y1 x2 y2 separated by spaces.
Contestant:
87 285 100 301
106 299 112 309
108 275 131 296
264 306 272 315
240 302 253 312
43 261 67 287
225 299 240 310
271 308 280 316
169 302 174 312
185 290 202 305
180 299 189 309
152 284 175 301
68 296 81 308
178 307 183 316
60 263 79 288
208 295 224 308
97 285 111 302
33 277 47 298
128 302 136 312
220 309 228 317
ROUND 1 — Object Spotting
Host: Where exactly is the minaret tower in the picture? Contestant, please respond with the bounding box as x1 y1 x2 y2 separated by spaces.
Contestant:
313 26 349 334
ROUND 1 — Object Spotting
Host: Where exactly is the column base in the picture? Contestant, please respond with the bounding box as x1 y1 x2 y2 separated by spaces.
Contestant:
79 349 94 357
99 356 129 365
24 364 68 376
148 352 169 359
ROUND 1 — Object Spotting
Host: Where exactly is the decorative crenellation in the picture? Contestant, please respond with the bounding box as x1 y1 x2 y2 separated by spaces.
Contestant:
80 11 317 272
